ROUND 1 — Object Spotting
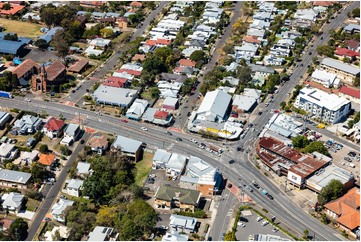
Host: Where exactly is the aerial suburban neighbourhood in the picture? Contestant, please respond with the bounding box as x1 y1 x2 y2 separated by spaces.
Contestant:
0 1 360 241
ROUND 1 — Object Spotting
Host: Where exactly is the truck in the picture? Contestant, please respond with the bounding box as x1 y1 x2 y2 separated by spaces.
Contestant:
209 145 223 154
0 91 12 98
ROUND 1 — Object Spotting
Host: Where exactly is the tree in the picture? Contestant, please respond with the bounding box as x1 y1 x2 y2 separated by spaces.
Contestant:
31 163 49 183
149 87 160 99
292 135 310 149
316 45 335 58
100 28 114 38
224 231 236 241
39 144 49 153
142 55 167 76
317 179 344 206
52 229 62 241
52 30 69 60
236 65 252 83
4 33 18 41
2 3 10 10
153 47 173 63
96 206 118 227
304 141 329 156
60 145 71 156
303 229 309 240
352 7 360 18
222 44 235 54
353 76 360 87
34 39 48 50
8 218 28 240
190 50 206 62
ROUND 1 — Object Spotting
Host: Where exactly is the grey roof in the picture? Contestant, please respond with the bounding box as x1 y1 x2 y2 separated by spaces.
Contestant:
65 124 80 137
170 214 197 230
244 88 262 100
0 33 30 54
51 198 74 216
249 64 275 74
155 186 200 204
166 153 187 171
76 162 91 174
184 156 216 179
39 27 63 43
232 95 257 112
92 86 138 107
0 112 12 127
161 73 187 83
321 58 360 75
162 232 189 241
344 23 360 32
153 149 172 163
221 76 239 86
13 115 41 132
0 169 31 184
105 12 121 18
88 226 114 241
67 179 83 190
91 12 106 18
1 192 24 208
142 107 157 122
188 40 206 48
196 89 232 122
247 28 265 38
163 97 179 107
126 99 149 119
112 135 142 153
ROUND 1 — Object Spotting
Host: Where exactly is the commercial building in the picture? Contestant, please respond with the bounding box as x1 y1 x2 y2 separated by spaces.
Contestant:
0 112 12 129
294 87 351 124
320 58 360 85
126 99 149 120
169 214 197 233
92 86 138 107
264 113 303 138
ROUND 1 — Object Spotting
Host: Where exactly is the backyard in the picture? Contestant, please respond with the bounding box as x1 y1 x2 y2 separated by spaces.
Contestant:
0 19 42 38
135 151 154 186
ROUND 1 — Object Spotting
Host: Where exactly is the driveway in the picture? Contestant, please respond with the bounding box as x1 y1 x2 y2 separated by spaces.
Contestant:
18 210 35 220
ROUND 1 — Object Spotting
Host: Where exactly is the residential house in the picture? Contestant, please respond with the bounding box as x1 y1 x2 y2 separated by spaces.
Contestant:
76 162 91 178
88 134 108 154
67 59 89 74
0 3 24 15
249 64 275 77
38 153 57 167
43 117 65 139
142 108 173 126
179 156 222 196
84 38 111 56
1 192 24 214
160 73 187 84
92 86 138 107
154 186 201 212
195 89 232 123
20 150 39 165
225 62 239 72
270 44 291 57
64 179 83 197
320 58 360 85
173 66 195 76
44 226 69 241
281 30 302 40
243 35 261 45
63 123 81 143
38 27 63 43
162 232 188 241
290 19 313 29
0 169 31 189
253 11 272 22
179 59 196 68
324 187 359 238
311 69 341 88
181 47 200 58
152 149 172 169
130 1 142 8
169 214 197 233
263 55 284 66
250 19 270 30
0 144 18 161
157 81 182 98
335 48 360 60
0 218 13 232
51 198 74 223
111 135 142 161
294 87 351 124
234 43 258 62
116 17 128 29
338 86 360 103
345 39 360 52
0 112 12 128
13 115 42 134
184 39 206 49
88 226 118 241
11 59 39 86
344 23 360 34
165 153 187 177
31 61 67 92
103 76 129 88
162 97 179 110
131 54 145 63
294 9 319 21
126 99 149 120
220 76 239 86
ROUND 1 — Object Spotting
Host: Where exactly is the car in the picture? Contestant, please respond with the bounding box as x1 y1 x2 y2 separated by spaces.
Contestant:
246 186 253 192
237 147 242 151
239 217 249 222
256 216 263 222
176 137 182 141
265 103 269 107
252 183 260 189
190 138 197 143
141 127 148 131
44 217 52 222
164 184 171 187
301 64 304 67
261 189 268 195
228 160 235 164
166 131 172 135
307 64 310 68
80 139 85 144
267 194 274 200
207 236 212 241
71 90 76 93
348 151 357 157
227 183 233 188
24 98 31 102
262 221 269 226
121 119 128 123
221 233 225 241
258 111 263 115
237 222 246 227
272 228 279 233
309 52 312 55
320 36 324 40
86 89 90 92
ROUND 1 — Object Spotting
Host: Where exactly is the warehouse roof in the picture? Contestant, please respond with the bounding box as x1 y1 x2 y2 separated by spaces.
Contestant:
321 58 360 75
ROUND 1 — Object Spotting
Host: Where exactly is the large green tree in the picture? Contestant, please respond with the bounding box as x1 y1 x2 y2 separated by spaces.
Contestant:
7 218 28 240
317 179 344 206
304 141 330 156
292 135 310 149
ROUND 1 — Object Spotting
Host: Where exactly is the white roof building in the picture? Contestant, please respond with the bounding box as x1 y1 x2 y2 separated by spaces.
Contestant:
196 89 231 123
169 214 197 233
311 69 340 88
152 149 172 169
165 153 187 175
294 9 319 21
51 198 74 223
1 192 24 211
92 86 138 107
126 99 149 120
220 76 239 86
264 113 303 138
180 156 218 186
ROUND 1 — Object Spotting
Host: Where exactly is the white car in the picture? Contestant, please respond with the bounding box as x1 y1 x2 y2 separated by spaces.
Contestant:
190 138 198 143
24 98 31 102
141 127 148 131
256 216 263 222
262 221 269 226
237 222 246 227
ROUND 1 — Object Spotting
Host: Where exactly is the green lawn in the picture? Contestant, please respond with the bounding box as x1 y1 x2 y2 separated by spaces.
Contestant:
135 151 154 186
0 19 42 38
26 198 40 212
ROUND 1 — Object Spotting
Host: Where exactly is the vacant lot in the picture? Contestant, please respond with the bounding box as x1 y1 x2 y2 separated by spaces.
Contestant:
135 151 154 186
0 19 42 38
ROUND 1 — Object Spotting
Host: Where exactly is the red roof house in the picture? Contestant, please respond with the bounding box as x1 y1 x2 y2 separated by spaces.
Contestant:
154 110 169 120
335 48 360 58
339 86 360 100
312 1 336 7
179 59 196 68
117 68 142 76
345 39 360 51
243 35 261 44
0 3 25 15
130 1 142 8
104 76 129 88
43 117 65 139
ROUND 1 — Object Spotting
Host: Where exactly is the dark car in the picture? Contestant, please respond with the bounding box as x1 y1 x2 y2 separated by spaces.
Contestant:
227 183 232 188
252 182 260 189
207 236 212 241
228 160 235 164
258 111 262 115
166 131 173 135
71 90 76 93
309 52 312 55
221 233 225 241
176 137 182 141
239 217 249 222
348 151 356 157
320 36 323 40
267 194 274 200
80 140 85 144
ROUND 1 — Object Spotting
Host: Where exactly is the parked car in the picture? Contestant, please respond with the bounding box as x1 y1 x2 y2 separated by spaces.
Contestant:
237 222 246 227
121 119 128 123
262 221 269 226
267 194 274 200
176 137 182 141
272 228 279 233
246 186 253 192
141 127 148 131
253 183 260 189
261 189 268 195
256 216 263 222
166 131 172 135
348 151 357 157
229 159 235 164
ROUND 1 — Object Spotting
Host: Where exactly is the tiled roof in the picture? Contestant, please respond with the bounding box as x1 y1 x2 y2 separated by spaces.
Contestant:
104 76 128 88
88 134 108 149
157 38 172 45
0 3 25 15
258 137 303 163
12 59 39 79
145 40 157 46
243 35 261 44
117 68 141 76
339 86 360 99
179 59 196 68
335 47 360 57
130 1 142 7
345 39 359 50
155 186 200 205
45 60 66 81
38 153 56 166
44 117 65 131
132 54 146 62
154 110 169 120
312 1 336 6
67 59 89 73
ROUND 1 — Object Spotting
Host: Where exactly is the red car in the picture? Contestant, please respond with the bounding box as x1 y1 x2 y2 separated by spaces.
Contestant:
121 119 128 123
274 110 280 113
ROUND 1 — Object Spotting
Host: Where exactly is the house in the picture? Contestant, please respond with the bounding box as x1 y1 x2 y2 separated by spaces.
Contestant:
221 76 239 86
0 3 25 15
181 47 200 58
116 17 128 29
162 232 189 242
92 86 138 107
111 135 142 161
324 187 359 238
335 48 360 60
51 198 74 223
154 186 201 212
294 87 351 124
0 144 18 161
165 153 187 177
67 59 89 73
294 9 319 21
20 150 39 165
225 62 239 72
264 55 284 66
31 61 67 92
249 64 275 77
38 27 63 43
1 192 24 214
64 124 81 141
173 66 195 76
88 134 108 154
311 69 340 88
43 117 65 139
179 156 222 196
160 73 187 84
44 226 69 241
88 226 118 241
131 54 145 63
320 58 360 85
162 97 179 110
169 214 197 233
64 179 83 197
338 86 360 103
13 115 42 134
157 81 182 98
0 112 12 128
345 39 360 52
344 23 360 34
234 43 259 62
130 1 142 8
103 76 129 88
76 162 91 177
281 30 302 40
185 39 206 49
0 218 13 232
270 44 291 57
126 99 149 120
38 153 57 167
250 19 270 30
152 149 172 169
252 11 272 22
0 169 31 189
79 1 106 8
243 35 261 45
84 38 111 56
142 108 173 126
313 1 335 7
11 59 39 85
179 59 196 68
195 89 232 123
290 19 313 29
